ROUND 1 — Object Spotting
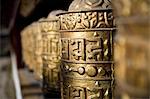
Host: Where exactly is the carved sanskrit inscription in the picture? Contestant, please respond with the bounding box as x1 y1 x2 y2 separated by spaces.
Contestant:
61 32 112 62
63 85 111 99
42 34 60 61
60 11 113 30
60 6 115 99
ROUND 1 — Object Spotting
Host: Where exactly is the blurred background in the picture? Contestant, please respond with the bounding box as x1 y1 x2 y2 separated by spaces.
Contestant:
0 0 72 99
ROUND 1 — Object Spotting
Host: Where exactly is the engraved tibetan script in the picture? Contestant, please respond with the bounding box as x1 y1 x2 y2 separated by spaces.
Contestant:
69 39 85 61
69 86 86 99
86 39 103 61
62 39 69 60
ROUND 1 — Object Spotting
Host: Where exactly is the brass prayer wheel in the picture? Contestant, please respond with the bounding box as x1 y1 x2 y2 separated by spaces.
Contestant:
59 0 115 98
22 20 43 80
40 11 63 97
113 0 150 98
28 23 37 71
21 25 35 71
32 20 43 80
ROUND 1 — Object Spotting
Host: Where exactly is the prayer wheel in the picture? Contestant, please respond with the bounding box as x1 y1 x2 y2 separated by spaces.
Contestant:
33 20 43 80
29 23 37 71
59 0 115 98
40 10 64 98
21 25 35 71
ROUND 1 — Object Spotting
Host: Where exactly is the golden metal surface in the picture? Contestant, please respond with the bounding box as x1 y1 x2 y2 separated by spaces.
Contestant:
21 20 43 80
40 10 65 95
21 21 42 81
33 20 43 80
59 0 115 98
113 0 150 98
21 24 36 71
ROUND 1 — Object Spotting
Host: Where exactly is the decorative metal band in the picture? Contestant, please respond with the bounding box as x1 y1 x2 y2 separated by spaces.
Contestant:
59 8 115 99
59 10 114 31
40 19 61 93
60 31 113 61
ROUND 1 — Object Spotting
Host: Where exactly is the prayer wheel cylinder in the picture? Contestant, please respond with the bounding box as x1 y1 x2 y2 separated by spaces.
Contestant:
59 0 115 98
40 11 62 97
33 20 43 80
21 25 35 71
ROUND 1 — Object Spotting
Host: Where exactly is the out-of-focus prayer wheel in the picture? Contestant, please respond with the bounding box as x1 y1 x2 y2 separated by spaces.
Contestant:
40 11 63 97
29 23 37 71
112 0 150 98
32 20 43 80
59 0 115 98
21 25 35 71
22 20 43 80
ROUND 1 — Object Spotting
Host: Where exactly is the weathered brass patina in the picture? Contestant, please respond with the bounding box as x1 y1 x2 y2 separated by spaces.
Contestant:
40 11 63 97
59 0 115 98
113 0 150 98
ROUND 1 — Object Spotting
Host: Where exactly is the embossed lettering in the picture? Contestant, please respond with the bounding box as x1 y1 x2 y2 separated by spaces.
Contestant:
69 39 85 61
86 38 103 61
62 39 69 60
